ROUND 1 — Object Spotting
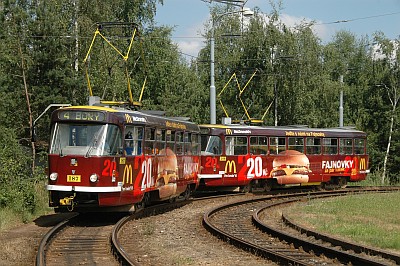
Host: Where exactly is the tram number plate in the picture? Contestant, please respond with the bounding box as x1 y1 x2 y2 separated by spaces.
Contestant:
67 175 81 182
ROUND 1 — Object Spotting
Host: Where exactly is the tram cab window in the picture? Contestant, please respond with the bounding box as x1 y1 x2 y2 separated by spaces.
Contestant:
288 137 304 153
144 128 156 155
269 137 286 155
250 136 268 155
201 135 222 155
124 126 143 156
49 123 122 156
323 138 338 155
225 136 247 155
105 125 122 156
339 138 353 155
354 138 365 155
306 138 321 155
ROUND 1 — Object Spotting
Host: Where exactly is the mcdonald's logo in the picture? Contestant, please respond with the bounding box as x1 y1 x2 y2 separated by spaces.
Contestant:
123 164 133 184
360 158 366 170
225 160 237 173
125 114 132 123
226 128 232 135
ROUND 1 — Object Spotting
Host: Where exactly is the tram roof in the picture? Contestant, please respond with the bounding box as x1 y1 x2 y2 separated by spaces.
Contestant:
52 105 200 132
199 123 366 138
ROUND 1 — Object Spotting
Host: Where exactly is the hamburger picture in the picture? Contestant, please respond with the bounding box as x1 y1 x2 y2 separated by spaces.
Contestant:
270 150 311 185
156 147 178 199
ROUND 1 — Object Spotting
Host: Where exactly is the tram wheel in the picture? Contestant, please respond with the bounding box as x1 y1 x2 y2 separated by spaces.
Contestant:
338 177 348 188
313 182 325 191
182 186 191 200
169 197 177 203
135 192 150 210
263 180 273 192
241 183 252 193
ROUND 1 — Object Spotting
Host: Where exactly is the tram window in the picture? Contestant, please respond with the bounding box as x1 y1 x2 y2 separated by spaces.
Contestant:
176 131 184 155
226 136 247 155
202 135 222 155
191 134 200 155
323 138 338 155
269 137 286 155
306 138 321 155
288 137 304 153
340 138 353 155
50 124 123 156
166 130 175 151
70 126 88 146
184 133 191 154
354 138 365 155
250 136 268 155
144 128 156 155
105 125 122 155
155 129 166 155
124 126 143 156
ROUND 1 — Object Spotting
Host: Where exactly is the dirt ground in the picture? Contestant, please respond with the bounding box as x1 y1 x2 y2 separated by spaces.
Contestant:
0 212 76 266
0 195 274 266
118 195 277 266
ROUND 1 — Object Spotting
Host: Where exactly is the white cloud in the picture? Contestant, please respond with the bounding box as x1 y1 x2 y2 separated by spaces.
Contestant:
177 40 204 59
280 13 332 42
259 12 332 43
173 12 335 60
174 16 208 60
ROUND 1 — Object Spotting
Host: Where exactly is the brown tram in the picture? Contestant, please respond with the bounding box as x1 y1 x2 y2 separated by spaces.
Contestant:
199 123 369 192
46 105 201 212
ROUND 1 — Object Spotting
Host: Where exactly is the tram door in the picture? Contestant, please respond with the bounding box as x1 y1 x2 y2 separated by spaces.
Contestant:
224 136 248 186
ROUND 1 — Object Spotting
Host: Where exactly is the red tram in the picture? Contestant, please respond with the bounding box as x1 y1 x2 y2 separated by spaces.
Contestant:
199 123 369 192
46 105 201 212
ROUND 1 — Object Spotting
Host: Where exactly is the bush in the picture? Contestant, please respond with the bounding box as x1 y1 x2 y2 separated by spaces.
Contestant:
0 127 50 223
358 170 400 186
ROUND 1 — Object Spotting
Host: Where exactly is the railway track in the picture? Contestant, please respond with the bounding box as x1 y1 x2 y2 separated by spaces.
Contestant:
36 187 400 265
36 199 190 266
36 212 126 266
281 213 400 265
203 187 400 266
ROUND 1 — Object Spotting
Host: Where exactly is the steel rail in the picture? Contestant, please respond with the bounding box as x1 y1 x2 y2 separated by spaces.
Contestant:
35 213 79 266
111 199 192 265
282 204 400 264
203 188 400 265
252 195 390 265
203 194 318 266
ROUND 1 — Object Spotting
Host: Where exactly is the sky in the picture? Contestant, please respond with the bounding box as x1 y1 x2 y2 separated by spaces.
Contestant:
155 0 400 59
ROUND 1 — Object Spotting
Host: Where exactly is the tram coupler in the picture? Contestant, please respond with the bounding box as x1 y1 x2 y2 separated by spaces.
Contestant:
59 194 76 206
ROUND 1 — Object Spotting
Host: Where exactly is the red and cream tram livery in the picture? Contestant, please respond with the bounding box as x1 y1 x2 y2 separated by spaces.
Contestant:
199 124 369 191
47 105 201 212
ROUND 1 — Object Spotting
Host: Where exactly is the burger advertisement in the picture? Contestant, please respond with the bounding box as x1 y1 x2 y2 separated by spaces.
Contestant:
270 150 311 184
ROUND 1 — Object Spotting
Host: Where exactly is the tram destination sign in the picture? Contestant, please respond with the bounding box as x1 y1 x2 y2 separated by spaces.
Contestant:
58 110 106 121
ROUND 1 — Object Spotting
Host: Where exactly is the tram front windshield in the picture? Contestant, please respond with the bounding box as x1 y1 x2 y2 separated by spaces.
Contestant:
49 123 122 156
201 135 222 155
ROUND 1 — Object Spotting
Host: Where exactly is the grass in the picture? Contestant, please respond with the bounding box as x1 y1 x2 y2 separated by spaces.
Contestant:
0 180 53 232
285 192 400 250
0 208 24 232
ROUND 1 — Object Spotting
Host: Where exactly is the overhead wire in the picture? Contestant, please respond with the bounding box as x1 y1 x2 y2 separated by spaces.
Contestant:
315 11 400 25
2 9 399 63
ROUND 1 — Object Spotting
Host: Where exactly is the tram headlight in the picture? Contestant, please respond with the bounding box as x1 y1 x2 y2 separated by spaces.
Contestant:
90 173 99 183
49 172 58 181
